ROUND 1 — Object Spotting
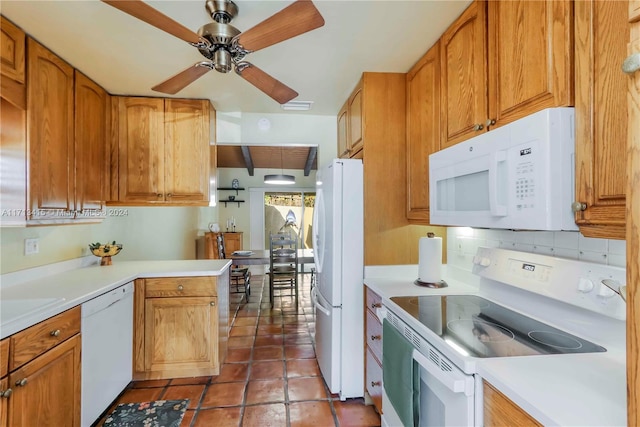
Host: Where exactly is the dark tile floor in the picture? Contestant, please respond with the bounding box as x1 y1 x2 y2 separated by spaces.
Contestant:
97 273 381 426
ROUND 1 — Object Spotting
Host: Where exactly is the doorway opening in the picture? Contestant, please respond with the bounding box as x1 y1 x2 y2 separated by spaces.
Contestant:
264 192 316 250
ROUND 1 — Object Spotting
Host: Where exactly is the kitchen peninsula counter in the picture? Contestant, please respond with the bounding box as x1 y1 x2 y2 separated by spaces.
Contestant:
1 259 232 339
364 264 627 427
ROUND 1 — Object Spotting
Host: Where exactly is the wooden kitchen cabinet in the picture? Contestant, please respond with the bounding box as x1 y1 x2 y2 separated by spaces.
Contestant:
74 70 109 217
337 81 364 159
113 97 211 205
27 37 75 221
406 41 440 224
27 38 108 224
5 307 81 427
337 101 349 158
487 0 573 127
574 0 629 240
440 0 488 148
440 0 573 149
134 276 222 380
364 286 383 413
483 381 541 426
0 338 8 427
0 16 26 109
222 232 243 255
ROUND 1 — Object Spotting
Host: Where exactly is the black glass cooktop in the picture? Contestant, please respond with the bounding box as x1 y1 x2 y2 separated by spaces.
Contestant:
389 295 606 358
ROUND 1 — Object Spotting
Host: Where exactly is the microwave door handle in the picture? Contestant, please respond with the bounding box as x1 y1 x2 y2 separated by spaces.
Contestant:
412 350 473 396
489 151 508 217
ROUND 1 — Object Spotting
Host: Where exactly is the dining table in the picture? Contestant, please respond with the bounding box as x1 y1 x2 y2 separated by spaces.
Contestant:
228 248 315 271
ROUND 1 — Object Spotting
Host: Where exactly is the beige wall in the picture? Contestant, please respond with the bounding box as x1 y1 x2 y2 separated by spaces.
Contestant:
0 207 201 274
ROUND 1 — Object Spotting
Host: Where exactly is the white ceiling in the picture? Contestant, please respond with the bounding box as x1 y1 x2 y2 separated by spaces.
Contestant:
1 0 471 115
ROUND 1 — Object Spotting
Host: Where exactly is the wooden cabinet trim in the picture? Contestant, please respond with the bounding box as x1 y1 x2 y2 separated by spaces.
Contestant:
0 16 25 84
0 339 9 378
483 381 542 426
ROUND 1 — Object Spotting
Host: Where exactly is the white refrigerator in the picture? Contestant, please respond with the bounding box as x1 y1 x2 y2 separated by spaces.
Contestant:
312 158 364 400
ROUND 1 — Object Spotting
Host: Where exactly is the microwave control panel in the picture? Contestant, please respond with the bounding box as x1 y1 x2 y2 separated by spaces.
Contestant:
514 143 537 211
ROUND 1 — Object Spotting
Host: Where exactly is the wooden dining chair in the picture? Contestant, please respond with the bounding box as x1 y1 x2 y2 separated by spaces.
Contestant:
268 231 298 308
217 233 250 299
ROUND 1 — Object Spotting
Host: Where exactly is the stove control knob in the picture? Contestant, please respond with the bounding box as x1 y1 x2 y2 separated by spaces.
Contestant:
597 282 617 298
577 278 594 293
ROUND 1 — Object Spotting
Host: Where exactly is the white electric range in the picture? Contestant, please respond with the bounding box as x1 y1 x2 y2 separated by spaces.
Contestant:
365 247 627 427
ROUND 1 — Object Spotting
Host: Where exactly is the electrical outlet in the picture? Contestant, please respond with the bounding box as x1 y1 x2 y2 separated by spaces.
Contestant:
25 238 39 255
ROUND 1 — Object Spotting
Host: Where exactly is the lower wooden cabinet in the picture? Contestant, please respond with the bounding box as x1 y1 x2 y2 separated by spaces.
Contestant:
3 308 81 427
134 276 222 380
364 286 383 413
483 381 541 426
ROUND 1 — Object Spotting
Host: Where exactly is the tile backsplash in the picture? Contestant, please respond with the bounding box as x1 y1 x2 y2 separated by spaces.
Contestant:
447 227 626 272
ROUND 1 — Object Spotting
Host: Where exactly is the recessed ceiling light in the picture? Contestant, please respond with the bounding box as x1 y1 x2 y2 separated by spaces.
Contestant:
281 101 314 111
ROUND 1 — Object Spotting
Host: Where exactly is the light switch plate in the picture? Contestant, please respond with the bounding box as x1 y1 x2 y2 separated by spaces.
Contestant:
25 238 39 255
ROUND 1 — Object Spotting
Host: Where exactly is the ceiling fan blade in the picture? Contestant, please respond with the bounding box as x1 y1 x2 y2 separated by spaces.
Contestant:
235 0 324 52
236 63 298 104
101 0 207 46
152 62 213 94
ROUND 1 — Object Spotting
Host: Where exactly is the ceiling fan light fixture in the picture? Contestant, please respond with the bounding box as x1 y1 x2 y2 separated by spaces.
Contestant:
264 174 296 185
281 101 314 111
213 48 232 73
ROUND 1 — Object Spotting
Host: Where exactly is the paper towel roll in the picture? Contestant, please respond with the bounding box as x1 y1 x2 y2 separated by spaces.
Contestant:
418 236 442 283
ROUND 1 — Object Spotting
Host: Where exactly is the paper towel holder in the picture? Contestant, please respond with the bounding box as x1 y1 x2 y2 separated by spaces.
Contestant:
414 278 448 288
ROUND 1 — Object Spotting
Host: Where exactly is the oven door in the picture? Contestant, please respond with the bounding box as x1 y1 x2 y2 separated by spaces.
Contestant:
382 349 476 427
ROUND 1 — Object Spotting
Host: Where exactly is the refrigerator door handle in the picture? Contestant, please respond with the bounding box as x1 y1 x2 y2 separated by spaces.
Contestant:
312 287 331 316
312 188 325 273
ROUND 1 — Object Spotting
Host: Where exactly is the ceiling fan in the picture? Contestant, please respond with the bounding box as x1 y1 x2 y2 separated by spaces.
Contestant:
101 0 325 104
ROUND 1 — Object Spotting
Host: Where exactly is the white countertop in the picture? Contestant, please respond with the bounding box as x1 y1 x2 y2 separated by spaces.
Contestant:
1 259 232 339
364 264 627 427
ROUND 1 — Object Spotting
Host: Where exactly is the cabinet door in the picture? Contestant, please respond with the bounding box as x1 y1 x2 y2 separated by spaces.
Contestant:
348 82 363 156
574 0 629 239
337 102 349 158
27 38 75 220
8 335 81 427
487 0 573 127
117 97 165 202
164 99 210 204
406 42 440 223
483 381 541 426
223 232 242 255
144 297 218 377
75 71 107 216
0 376 7 427
0 16 26 109
440 1 488 148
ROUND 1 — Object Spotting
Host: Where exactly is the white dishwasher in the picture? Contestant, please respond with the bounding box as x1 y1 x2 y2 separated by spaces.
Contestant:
81 281 134 427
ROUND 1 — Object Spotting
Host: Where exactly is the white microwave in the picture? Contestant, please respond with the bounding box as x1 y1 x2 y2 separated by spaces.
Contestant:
429 108 577 231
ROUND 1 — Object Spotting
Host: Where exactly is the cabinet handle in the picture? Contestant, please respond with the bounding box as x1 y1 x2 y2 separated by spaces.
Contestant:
571 201 587 212
371 381 381 387
370 335 381 341
473 123 484 131
15 378 27 387
177 285 184 291
371 302 381 309
0 388 12 398
485 119 496 127
622 53 640 74
167 193 173 198
157 193 163 198
210 301 216 306
50 329 61 337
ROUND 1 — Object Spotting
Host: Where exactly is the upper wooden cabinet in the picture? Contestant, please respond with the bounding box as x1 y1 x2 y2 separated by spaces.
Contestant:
337 101 348 158
0 15 26 109
487 0 573 126
27 38 75 221
406 41 440 224
113 97 211 205
440 0 573 149
574 0 629 240
337 80 364 159
440 1 488 149
27 38 108 224
75 71 108 217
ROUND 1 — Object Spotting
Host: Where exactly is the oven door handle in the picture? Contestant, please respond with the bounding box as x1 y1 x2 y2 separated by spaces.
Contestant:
412 349 474 396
